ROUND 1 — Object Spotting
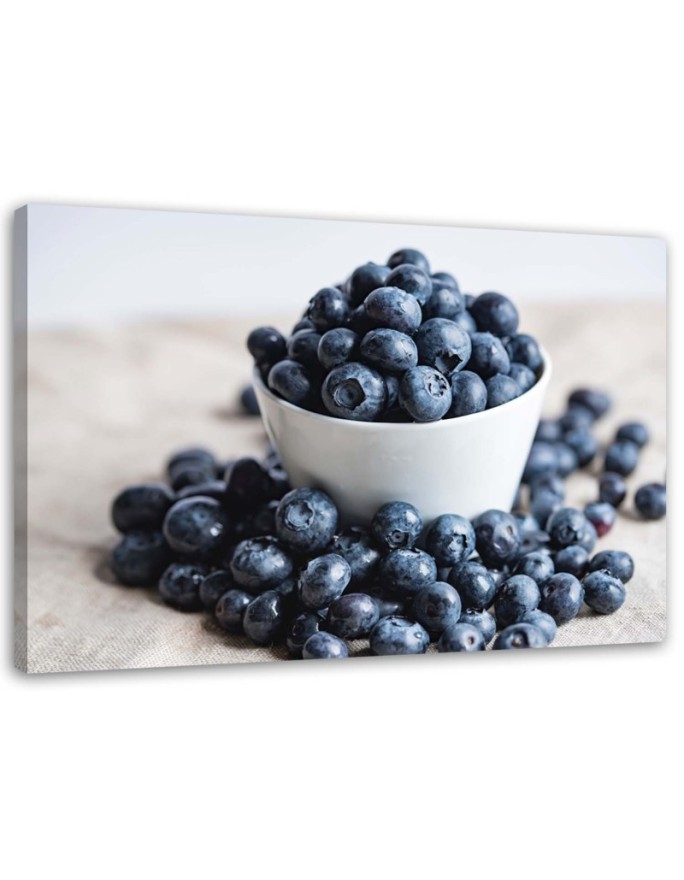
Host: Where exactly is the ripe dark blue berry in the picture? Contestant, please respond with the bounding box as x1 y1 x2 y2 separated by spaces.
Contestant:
588 550 634 583
547 507 591 550
598 472 627 508
326 593 379 639
414 318 472 375
505 333 543 372
287 329 323 370
616 422 649 448
286 612 324 658
458 609 497 645
247 326 287 367
379 548 437 599
240 384 260 416
514 551 555 585
539 573 584 624
322 362 387 421
485 374 521 409
493 622 547 649
425 514 475 567
508 363 536 393
386 264 433 306
243 590 285 645
275 487 338 553
331 526 381 587
582 571 626 615
387 248 430 274
494 575 541 627
267 359 317 408
470 292 519 337
584 502 617 537
298 554 352 610
302 631 349 659
568 388 612 419
364 287 423 335
564 429 598 467
431 271 459 290
449 562 497 611
635 483 666 520
554 545 590 578
306 287 350 331
603 440 639 476
162 496 230 559
230 537 294 593
369 616 430 655
399 366 452 422
447 371 487 417
468 332 510 379
360 328 418 373
215 588 252 632
111 483 175 533
317 328 360 371
110 530 171 586
158 561 209 611
411 581 462 637
473 509 521 568
521 609 557 643
423 284 465 320
199 569 235 611
437 622 485 652
347 262 392 306
371 501 423 551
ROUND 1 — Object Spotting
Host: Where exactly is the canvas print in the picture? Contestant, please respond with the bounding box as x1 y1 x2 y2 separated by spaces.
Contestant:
13 206 667 672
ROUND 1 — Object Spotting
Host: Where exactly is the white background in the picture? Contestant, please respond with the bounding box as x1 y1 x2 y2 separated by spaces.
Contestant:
2 3 680 880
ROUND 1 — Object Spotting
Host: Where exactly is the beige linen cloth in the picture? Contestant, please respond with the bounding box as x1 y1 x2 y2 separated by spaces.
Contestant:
16 303 666 673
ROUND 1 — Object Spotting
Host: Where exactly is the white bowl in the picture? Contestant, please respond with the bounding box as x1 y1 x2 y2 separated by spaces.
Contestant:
253 351 551 525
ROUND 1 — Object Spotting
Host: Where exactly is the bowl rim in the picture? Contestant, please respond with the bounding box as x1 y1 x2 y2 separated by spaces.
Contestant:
253 345 552 432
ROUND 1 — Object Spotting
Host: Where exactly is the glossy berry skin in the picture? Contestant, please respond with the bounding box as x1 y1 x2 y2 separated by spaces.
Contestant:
521 609 557 644
322 362 386 421
326 593 380 639
369 616 430 656
448 565 493 612
364 287 423 335
547 508 591 550
387 247 431 274
214 588 252 632
379 548 437 599
514 551 555 585
306 287 350 331
331 527 381 587
374 597 407 619
539 573 584 624
535 419 563 443
635 483 666 520
522 442 560 484
411 581 462 637
162 497 230 560
247 326 287 367
603 440 639 476
230 537 294 593
158 561 209 611
199 569 235 611
414 319 472 375
485 374 521 409
110 530 171 586
360 328 418 373
505 333 543 372
371 501 423 551
111 483 175 533
225 457 278 510
302 631 349 659
431 271 459 291
508 363 536 394
588 550 634 583
616 422 649 448
568 388 612 419
468 332 510 379
584 502 617 537
495 575 541 627
458 609 497 645
168 456 216 491
470 292 519 337
287 329 323 370
425 514 475 567
493 622 548 650
399 366 452 422
267 359 317 409
554 545 590 579
564 429 599 467
437 622 485 652
423 284 465 320
582 571 626 615
454 310 477 335
386 264 433 306
598 472 627 508
240 385 260 416
243 591 285 646
473 509 521 568
347 262 392 306
286 612 324 658
298 554 352 610
275 488 338 554
318 328 360 371
448 371 487 417
530 489 563 530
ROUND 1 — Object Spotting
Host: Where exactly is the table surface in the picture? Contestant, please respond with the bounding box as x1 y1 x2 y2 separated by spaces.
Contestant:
19 302 666 673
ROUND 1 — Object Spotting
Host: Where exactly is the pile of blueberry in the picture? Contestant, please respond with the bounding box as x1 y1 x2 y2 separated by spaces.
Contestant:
247 247 543 422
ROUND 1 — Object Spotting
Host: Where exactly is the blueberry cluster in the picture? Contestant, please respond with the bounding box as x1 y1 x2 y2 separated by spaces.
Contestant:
247 247 543 422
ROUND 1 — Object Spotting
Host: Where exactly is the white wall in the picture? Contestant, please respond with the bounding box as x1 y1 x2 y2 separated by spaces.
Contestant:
25 204 666 327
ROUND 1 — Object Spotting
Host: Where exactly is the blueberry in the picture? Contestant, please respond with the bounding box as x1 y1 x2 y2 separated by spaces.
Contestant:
247 326 287 367
248 499 280 537
582 571 626 615
176 480 228 504
347 262 392 306
508 363 536 394
563 429 598 467
635 483 666 520
539 573 584 624
291 317 316 334
360 328 418 373
424 514 475 567
302 631 349 659
215 587 252 632
371 501 423 551
411 581 462 637
485 374 521 409
495 575 541 627
167 448 216 491
240 384 260 416
387 247 430 274
230 537 293 593
521 609 557 643
369 616 430 655
535 419 563 443
275 488 338 554
448 562 497 611
414 319 472 375
110 530 171 586
243 590 285 646
584 502 617 537
430 271 459 290
437 622 485 652
287 329 323 370
530 489 563 530
299 554 351 609
331 526 381 587
470 292 519 337
162 496 230 559
317 327 360 371
111 482 175 533
158 561 209 610
374 597 407 619
199 569 235 611
588 550 634 583
399 366 452 422
553 442 578 477
447 371 487 417
529 472 565 499
364 287 423 334
603 440 640 476
547 508 591 550
458 609 497 645
327 593 380 639
493 622 548 649
349 303 374 336
473 509 521 568
468 332 510 379
384 374 400 410
454 310 477 335
423 284 465 320
559 404 594 433
379 548 437 599
554 545 589 578
385 264 432 306
505 334 543 372
322 362 387 421
286 612 324 658
307 287 350 331
616 422 649 448
598 472 627 508
267 359 317 409
225 457 278 509
514 551 555 585
578 519 597 554
568 388 612 419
